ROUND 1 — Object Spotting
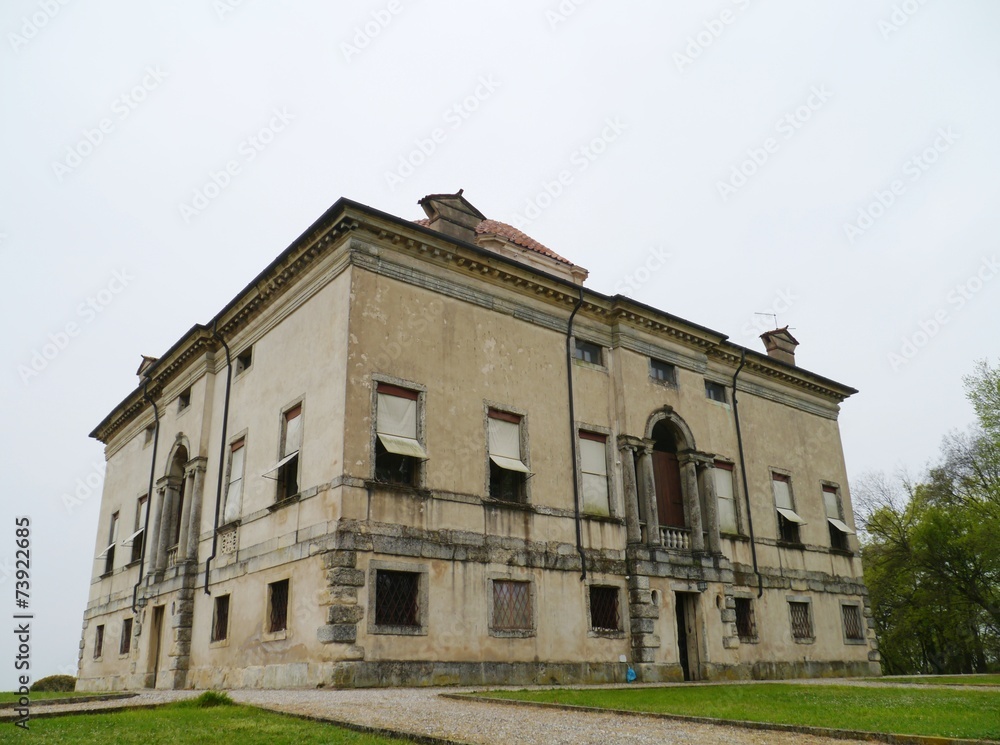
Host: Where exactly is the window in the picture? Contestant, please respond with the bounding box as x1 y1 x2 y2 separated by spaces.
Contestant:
375 570 420 628
235 347 252 375
842 603 865 642
212 595 230 642
491 580 532 632
178 387 191 411
823 485 854 551
705 380 727 403
375 383 426 486
580 431 610 516
265 405 301 502
143 423 155 446
589 585 621 632
98 512 119 575
488 409 530 503
93 625 105 659
714 461 738 533
574 339 602 365
789 600 813 640
120 618 133 655
127 496 147 564
267 580 289 633
734 597 757 642
649 358 677 385
223 439 245 524
773 473 804 543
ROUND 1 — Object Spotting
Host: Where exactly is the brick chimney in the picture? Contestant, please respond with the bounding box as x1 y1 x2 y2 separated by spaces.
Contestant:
759 327 799 366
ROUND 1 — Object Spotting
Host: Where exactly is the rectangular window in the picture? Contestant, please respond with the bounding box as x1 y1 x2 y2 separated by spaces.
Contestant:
842 604 864 641
265 405 301 502
488 410 529 503
375 570 420 628
824 485 853 551
734 598 757 642
94 624 105 659
120 618 133 655
580 431 609 517
492 580 532 631
178 387 191 411
375 383 426 486
649 358 676 385
128 496 147 564
235 347 252 376
589 585 621 632
574 339 602 365
789 600 813 640
267 580 289 633
144 423 155 446
223 439 245 524
773 473 803 543
212 595 231 642
705 380 727 403
99 512 119 575
714 462 738 533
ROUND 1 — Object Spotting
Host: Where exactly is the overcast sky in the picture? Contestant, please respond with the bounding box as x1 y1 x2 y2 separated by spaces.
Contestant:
1 1 998 688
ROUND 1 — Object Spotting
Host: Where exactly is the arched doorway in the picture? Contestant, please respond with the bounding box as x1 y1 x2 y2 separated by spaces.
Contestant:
167 445 188 558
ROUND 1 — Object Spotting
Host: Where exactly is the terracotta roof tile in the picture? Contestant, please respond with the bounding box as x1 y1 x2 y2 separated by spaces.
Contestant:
474 219 573 266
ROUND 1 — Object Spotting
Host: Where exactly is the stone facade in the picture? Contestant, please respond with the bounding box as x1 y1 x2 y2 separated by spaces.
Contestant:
77 191 879 691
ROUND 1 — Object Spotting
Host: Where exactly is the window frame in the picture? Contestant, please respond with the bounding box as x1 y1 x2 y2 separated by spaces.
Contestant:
266 402 303 504
587 584 625 638
222 436 246 525
93 624 105 659
733 596 758 643
704 379 728 403
177 387 191 412
127 495 147 565
265 579 289 637
714 460 740 534
649 358 677 386
211 594 231 644
119 617 133 656
573 338 604 366
100 511 119 576
488 576 535 638
840 601 867 644
772 471 804 545
235 346 253 377
368 561 428 636
373 381 427 487
486 406 530 504
143 423 155 447
579 429 612 517
787 596 815 643
823 483 854 552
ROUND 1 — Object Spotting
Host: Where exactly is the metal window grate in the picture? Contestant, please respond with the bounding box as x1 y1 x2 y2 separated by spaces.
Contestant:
589 586 620 632
375 571 419 627
842 604 864 640
119 618 133 655
735 598 757 642
789 601 812 639
212 595 230 642
268 580 288 633
493 581 531 630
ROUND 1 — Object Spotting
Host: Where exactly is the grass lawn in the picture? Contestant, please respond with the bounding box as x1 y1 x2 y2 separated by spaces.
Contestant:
876 673 1000 686
482 683 1000 741
0 691 106 704
11 701 412 744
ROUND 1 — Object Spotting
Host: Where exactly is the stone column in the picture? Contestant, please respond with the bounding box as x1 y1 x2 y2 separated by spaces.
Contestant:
700 462 722 554
146 485 166 578
184 460 206 563
637 440 659 546
617 438 642 544
155 481 178 572
176 470 195 562
680 457 704 552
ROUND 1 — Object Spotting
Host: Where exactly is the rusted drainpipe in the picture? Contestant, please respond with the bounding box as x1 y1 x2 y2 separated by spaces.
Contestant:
732 349 763 597
132 380 160 613
204 323 233 594
566 286 587 580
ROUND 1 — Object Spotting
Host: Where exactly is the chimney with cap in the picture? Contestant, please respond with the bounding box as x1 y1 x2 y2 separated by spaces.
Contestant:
759 327 799 366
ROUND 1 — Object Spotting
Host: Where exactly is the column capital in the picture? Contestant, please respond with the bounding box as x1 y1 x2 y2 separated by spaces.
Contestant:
617 435 645 452
679 450 714 468
155 475 182 492
184 457 207 478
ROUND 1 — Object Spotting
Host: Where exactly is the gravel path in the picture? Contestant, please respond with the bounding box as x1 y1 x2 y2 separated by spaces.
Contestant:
230 687 876 745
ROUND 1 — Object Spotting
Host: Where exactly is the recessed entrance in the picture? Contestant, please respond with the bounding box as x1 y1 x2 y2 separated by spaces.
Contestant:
674 592 702 681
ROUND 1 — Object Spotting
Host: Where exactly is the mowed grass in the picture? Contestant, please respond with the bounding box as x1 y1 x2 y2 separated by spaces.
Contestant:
876 673 1000 686
11 701 413 744
483 683 1000 741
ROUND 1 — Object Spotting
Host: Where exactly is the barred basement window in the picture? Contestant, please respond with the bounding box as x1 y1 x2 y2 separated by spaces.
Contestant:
375 570 420 628
589 586 621 632
93 624 105 659
734 598 757 642
492 580 531 631
842 604 864 641
212 595 230 642
789 601 813 640
267 580 289 633
119 618 133 655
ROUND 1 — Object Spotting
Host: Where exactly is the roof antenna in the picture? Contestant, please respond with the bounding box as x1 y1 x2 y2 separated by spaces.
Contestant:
754 312 796 332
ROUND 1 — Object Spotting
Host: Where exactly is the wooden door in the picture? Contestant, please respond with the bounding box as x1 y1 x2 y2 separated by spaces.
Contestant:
652 451 685 527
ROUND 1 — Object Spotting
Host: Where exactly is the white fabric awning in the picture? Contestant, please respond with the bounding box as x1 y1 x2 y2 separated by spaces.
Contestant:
96 542 115 559
377 393 417 439
378 433 428 459
776 507 806 524
120 528 144 547
489 454 531 473
827 517 855 535
262 451 298 479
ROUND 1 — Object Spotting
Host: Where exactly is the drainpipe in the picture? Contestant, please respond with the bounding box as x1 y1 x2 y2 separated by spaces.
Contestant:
566 286 587 580
204 323 233 594
132 380 160 614
732 349 763 598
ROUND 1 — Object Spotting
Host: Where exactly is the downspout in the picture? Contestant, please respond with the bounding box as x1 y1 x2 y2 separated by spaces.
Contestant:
566 286 587 580
204 322 233 594
732 349 763 598
132 380 160 614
